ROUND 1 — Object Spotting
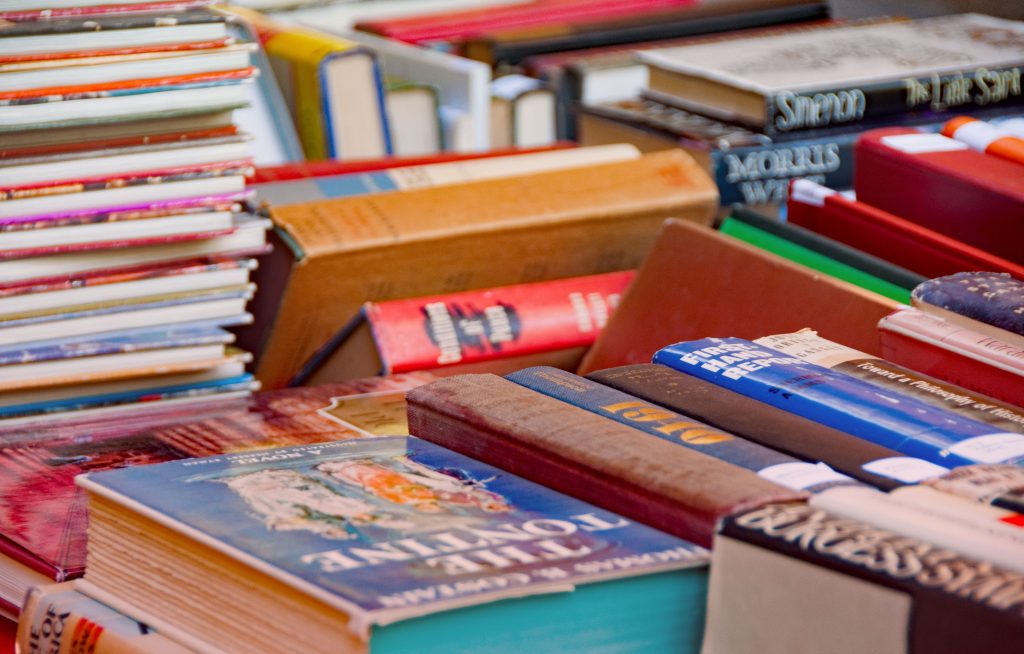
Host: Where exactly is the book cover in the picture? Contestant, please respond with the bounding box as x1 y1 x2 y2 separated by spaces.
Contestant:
787 178 1024 280
654 337 1024 468
508 366 861 493
756 329 1024 434
912 272 1024 344
78 436 710 652
0 373 434 602
578 219 897 374
407 373 805 549
708 503 1024 654
585 363 948 491
854 128 1024 264
877 309 1024 406
639 14 1024 135
247 150 717 389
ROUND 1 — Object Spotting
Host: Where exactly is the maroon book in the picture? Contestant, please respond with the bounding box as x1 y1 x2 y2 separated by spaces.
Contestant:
0 372 434 614
406 373 804 548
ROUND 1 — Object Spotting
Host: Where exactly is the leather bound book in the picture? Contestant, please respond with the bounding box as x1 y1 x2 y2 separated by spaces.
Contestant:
248 150 717 388
405 373 805 548
586 363 925 491
854 128 1024 265
578 219 897 373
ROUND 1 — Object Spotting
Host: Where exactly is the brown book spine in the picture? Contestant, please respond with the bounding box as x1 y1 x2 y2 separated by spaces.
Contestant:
586 363 909 491
406 373 805 548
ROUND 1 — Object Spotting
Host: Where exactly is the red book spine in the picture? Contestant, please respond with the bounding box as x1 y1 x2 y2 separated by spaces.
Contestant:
248 144 572 183
367 271 634 373
357 0 698 43
854 128 1024 265
787 181 1024 280
0 39 231 65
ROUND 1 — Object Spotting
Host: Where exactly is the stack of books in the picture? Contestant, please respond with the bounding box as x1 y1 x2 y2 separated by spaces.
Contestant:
0 1 269 425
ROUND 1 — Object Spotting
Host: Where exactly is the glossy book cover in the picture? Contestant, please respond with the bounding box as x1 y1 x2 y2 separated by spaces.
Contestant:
79 436 708 629
0 373 435 588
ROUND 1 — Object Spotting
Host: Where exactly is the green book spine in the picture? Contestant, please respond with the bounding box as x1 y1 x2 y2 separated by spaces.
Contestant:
719 217 911 303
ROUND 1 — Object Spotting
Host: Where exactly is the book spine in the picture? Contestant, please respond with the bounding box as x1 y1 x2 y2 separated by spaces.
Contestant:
369 272 632 373
506 366 860 493
18 583 190 654
406 374 806 548
912 272 1024 339
756 331 1024 434
654 337 1024 467
762 64 1024 136
711 129 857 204
719 502 1024 654
585 363 950 491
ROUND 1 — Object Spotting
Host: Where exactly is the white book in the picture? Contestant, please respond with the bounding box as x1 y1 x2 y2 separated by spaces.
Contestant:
0 176 247 220
0 46 254 93
0 296 252 347
2 140 252 187
277 0 527 30
810 485 1024 574
0 23 230 57
0 82 252 129
0 218 269 284
320 29 491 152
0 264 252 318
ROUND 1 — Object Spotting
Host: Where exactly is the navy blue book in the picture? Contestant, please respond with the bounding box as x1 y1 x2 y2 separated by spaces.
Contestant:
912 272 1024 342
506 366 861 493
77 436 710 654
655 338 1024 468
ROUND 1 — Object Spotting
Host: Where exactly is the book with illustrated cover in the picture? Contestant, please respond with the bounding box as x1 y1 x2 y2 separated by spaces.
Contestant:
0 373 434 614
912 272 1024 348
654 337 1024 468
639 14 1024 136
77 436 711 654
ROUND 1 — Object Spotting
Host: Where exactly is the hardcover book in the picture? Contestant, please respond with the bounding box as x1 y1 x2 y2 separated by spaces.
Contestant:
406 373 805 549
296 271 634 385
704 503 1024 654
877 308 1024 406
787 179 1024 280
77 436 712 654
912 272 1024 348
506 366 861 494
854 128 1024 265
244 150 718 389
638 14 1024 136
654 337 1024 468
578 219 897 374
0 373 433 613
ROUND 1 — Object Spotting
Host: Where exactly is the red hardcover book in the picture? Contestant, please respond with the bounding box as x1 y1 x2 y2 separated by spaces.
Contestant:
0 39 230 66
356 0 700 44
0 373 435 615
0 67 255 102
854 128 1024 265
247 144 572 184
878 309 1024 406
297 271 634 384
787 179 1024 280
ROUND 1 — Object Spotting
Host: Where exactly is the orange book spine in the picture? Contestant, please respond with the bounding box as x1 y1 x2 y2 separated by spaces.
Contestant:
942 116 1024 167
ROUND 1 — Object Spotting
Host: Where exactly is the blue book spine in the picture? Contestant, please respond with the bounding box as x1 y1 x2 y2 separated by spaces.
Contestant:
912 272 1024 337
506 366 860 494
313 171 400 199
654 338 1024 468
0 325 232 366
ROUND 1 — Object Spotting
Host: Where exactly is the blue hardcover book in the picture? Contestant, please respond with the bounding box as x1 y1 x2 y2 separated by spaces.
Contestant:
654 338 1024 468
0 325 234 367
77 436 709 654
912 272 1024 340
0 374 257 419
507 366 860 493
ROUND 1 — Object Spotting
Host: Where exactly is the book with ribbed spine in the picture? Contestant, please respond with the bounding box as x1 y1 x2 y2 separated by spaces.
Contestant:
654 337 1024 468
506 366 860 494
406 373 805 549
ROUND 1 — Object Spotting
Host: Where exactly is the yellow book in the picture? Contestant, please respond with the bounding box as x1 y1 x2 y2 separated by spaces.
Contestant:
223 6 390 160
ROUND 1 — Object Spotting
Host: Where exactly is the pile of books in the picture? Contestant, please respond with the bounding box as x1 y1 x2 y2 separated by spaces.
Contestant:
3 1 1024 653
0 1 269 427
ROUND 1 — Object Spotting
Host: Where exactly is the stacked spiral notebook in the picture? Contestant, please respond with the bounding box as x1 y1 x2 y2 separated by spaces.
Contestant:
0 0 267 425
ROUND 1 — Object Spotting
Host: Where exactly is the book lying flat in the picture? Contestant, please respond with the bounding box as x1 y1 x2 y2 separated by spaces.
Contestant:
0 373 435 613
912 272 1024 350
77 436 712 654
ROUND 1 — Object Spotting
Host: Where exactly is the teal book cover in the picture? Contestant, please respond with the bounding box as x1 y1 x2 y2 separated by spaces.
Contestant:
79 436 709 651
